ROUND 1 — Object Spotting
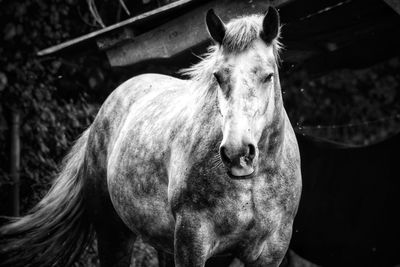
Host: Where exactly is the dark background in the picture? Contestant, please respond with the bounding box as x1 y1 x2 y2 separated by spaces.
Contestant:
0 0 399 266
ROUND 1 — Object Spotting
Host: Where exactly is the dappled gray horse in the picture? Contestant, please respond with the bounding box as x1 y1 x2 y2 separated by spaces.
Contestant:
0 7 301 267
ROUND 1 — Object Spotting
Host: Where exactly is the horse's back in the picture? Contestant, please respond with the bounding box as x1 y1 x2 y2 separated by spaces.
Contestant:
102 73 187 120
103 73 192 154
88 73 188 157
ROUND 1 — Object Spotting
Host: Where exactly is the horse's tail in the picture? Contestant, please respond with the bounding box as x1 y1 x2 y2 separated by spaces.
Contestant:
0 129 93 267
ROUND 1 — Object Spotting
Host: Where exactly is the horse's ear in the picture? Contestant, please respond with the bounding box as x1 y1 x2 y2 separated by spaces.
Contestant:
206 9 226 45
261 6 280 44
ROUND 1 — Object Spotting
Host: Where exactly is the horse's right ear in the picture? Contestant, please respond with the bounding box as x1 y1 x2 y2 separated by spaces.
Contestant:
206 9 226 45
261 6 280 44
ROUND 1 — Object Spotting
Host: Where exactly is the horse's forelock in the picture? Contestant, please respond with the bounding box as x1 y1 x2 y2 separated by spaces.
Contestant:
223 15 281 55
222 15 262 52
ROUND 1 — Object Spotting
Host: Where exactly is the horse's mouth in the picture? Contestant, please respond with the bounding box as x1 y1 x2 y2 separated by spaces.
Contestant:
227 166 255 179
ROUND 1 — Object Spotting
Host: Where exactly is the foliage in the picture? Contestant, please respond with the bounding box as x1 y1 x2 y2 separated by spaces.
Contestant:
0 0 103 265
0 0 99 212
282 57 400 145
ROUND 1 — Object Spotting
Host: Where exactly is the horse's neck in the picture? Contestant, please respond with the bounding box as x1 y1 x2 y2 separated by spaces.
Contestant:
188 82 218 119
183 82 221 141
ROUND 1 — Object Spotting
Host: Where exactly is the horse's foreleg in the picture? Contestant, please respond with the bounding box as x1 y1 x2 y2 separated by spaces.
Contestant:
174 214 212 267
243 243 287 267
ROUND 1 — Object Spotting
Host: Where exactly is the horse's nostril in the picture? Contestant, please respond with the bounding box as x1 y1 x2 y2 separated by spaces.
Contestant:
247 144 256 160
220 146 231 166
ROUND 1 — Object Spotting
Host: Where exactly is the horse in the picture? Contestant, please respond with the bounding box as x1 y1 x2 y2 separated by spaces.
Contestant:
0 7 301 267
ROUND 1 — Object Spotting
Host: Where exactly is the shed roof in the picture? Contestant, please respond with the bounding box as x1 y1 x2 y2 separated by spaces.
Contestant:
37 0 400 76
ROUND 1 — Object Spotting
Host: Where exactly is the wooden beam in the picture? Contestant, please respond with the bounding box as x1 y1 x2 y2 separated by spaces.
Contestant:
37 0 203 56
105 0 294 67
280 0 400 75
382 0 400 15
278 0 347 23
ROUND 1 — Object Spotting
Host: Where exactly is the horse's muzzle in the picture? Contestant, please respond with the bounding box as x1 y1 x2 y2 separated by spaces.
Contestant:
220 143 257 178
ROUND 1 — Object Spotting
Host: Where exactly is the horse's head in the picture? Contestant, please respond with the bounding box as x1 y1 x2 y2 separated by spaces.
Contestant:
206 7 281 178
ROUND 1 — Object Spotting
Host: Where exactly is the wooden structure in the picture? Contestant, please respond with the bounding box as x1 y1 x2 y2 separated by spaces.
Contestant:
38 0 400 77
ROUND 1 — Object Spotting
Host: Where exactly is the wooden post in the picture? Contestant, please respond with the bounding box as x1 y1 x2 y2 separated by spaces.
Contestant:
10 110 20 216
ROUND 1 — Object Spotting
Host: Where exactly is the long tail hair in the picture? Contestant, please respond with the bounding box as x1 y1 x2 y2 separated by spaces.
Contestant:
0 129 93 267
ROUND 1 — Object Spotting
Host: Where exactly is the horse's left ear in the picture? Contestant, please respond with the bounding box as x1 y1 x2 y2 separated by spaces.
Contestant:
206 9 226 45
261 6 280 44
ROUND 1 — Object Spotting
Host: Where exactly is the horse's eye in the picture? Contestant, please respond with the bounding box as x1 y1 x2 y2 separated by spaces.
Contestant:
263 73 274 83
214 72 223 85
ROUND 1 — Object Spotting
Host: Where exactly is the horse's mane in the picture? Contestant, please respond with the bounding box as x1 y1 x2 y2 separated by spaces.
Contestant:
180 14 282 91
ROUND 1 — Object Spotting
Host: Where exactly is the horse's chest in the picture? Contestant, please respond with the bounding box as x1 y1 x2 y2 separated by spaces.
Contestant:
212 184 277 233
212 190 255 235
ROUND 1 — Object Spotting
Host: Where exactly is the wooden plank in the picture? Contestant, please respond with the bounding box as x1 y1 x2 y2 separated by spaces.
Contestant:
280 0 400 74
382 0 400 15
37 0 202 56
105 0 294 67
278 0 348 23
281 0 390 58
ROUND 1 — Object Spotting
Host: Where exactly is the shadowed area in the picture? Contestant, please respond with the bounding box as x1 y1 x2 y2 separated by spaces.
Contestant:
291 132 400 267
